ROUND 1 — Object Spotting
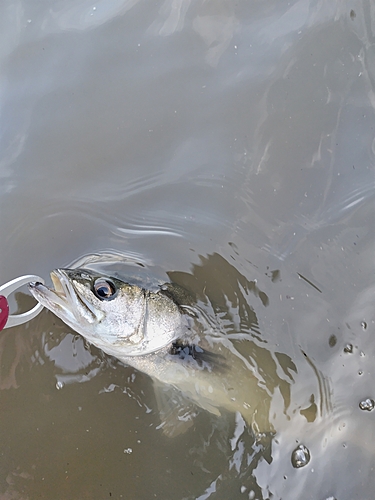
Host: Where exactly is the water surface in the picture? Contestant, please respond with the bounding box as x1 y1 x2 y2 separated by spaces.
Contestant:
0 0 374 499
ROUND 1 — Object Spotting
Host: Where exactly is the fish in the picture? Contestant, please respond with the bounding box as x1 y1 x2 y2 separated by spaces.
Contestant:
29 268 272 437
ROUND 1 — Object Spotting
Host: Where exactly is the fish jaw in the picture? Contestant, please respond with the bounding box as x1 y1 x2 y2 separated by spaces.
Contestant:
28 269 102 330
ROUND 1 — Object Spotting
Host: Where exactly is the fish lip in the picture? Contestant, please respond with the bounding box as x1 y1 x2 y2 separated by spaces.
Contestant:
51 269 79 310
51 269 100 320
29 269 96 322
29 275 66 308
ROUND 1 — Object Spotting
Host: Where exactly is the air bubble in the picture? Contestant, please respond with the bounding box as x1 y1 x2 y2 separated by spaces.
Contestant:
56 381 64 390
359 398 375 411
291 444 311 468
344 343 353 353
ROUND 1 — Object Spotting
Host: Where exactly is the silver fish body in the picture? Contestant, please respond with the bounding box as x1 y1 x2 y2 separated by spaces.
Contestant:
29 268 271 436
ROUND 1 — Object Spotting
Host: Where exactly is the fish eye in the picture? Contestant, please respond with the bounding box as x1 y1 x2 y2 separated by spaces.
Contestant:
93 278 117 300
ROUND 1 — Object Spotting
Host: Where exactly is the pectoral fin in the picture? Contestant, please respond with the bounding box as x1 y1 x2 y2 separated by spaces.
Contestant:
153 381 200 438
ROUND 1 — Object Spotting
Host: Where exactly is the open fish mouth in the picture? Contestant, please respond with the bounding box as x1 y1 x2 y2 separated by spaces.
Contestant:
28 269 98 324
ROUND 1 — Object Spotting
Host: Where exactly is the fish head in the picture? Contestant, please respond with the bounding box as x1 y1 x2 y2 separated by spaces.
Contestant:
28 268 182 356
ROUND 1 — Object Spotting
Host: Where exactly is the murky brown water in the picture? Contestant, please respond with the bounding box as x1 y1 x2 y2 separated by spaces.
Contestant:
1 1 375 499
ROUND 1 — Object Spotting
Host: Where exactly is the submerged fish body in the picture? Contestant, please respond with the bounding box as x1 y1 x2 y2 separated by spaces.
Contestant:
124 340 272 436
29 268 272 436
